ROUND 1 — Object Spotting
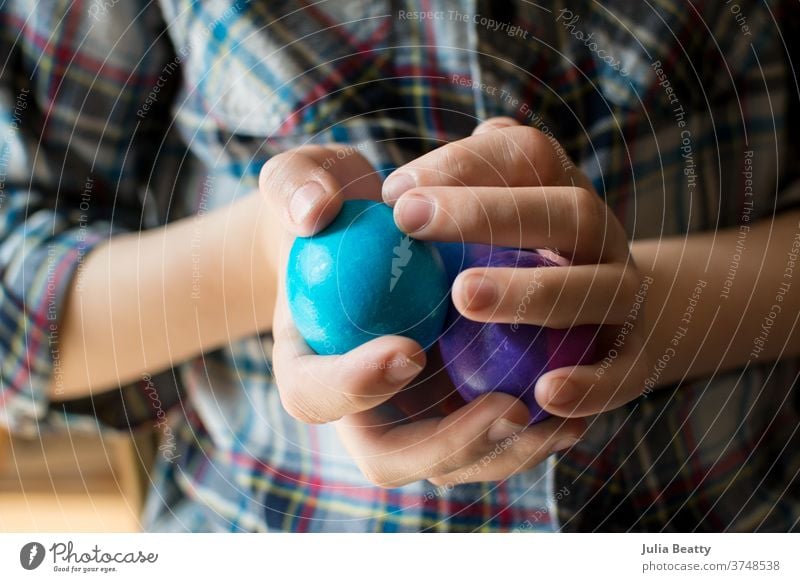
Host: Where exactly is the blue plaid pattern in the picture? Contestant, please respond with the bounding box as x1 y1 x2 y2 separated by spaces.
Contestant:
1 0 799 531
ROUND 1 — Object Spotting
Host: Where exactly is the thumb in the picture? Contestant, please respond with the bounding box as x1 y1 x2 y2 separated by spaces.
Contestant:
260 144 382 237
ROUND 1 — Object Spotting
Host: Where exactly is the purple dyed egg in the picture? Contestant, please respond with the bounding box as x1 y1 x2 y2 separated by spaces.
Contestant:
433 242 495 284
438 249 597 423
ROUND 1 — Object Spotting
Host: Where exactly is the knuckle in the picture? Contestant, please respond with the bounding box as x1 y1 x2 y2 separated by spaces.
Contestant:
509 270 555 325
277 388 330 425
573 188 604 243
337 388 374 416
359 463 395 489
259 150 299 198
509 440 547 472
493 132 519 177
517 125 549 150
430 456 462 477
573 186 600 219
508 126 560 182
533 266 558 302
435 143 472 182
433 436 483 475
528 278 561 326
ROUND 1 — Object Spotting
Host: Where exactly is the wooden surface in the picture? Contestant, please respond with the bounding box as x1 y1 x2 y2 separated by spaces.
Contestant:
0 428 154 532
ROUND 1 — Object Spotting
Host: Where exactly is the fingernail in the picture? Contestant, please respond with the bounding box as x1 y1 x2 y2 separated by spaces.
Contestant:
549 437 580 454
542 378 576 407
487 419 525 442
385 355 424 385
461 274 497 311
382 173 416 204
394 193 435 233
289 181 326 225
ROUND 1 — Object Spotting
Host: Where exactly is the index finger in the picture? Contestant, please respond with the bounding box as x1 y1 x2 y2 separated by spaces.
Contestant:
260 144 383 237
381 125 590 204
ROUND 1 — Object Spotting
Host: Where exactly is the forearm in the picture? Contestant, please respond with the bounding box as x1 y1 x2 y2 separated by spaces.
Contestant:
52 193 279 400
633 210 800 388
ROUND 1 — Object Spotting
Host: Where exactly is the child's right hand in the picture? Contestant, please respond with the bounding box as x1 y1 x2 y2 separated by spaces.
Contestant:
260 145 584 488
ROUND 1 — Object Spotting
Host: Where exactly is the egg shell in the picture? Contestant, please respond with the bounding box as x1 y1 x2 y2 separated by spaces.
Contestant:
438 249 598 423
433 242 495 284
287 199 449 355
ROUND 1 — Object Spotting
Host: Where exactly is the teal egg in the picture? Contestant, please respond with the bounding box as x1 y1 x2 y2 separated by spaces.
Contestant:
286 200 449 355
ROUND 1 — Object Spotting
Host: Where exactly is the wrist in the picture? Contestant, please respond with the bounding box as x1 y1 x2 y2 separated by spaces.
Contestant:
211 192 279 334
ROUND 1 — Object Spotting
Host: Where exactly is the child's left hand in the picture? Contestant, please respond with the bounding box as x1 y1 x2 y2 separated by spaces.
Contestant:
383 117 652 422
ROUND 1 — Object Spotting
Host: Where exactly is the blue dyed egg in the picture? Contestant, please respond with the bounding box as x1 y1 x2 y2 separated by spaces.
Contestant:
287 200 449 355
434 242 528 284
433 242 495 284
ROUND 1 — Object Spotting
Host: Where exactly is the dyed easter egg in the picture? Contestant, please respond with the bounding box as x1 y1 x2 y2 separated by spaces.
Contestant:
433 242 495 284
287 200 449 355
438 249 597 423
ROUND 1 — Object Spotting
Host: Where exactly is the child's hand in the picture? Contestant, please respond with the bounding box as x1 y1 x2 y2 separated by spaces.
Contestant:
384 117 651 420
261 143 585 488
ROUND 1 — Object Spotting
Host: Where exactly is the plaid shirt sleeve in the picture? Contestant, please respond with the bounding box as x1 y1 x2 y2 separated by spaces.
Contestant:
553 0 800 531
0 0 182 435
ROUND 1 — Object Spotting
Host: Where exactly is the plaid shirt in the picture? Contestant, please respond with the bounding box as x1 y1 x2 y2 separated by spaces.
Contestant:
1 0 799 532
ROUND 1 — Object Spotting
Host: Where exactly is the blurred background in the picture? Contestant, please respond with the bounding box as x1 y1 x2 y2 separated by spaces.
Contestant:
0 427 157 532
